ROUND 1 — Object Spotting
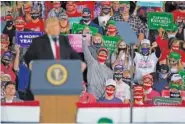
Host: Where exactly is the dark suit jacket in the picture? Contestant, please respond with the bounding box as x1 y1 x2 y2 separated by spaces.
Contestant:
24 34 80 65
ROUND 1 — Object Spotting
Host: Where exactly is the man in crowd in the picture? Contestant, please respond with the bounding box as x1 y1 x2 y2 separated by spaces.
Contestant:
98 79 122 103
80 8 103 34
110 1 147 38
143 74 160 103
24 17 86 71
1 82 23 103
25 6 45 32
66 1 81 17
133 85 145 105
48 1 66 18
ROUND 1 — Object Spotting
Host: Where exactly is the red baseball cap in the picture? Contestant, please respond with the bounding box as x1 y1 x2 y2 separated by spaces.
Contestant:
101 1 111 6
143 74 153 81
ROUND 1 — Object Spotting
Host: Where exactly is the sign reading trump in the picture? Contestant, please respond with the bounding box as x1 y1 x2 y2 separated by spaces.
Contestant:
16 31 44 48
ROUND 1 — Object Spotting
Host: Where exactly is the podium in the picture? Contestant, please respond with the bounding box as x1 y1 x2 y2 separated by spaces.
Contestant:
30 60 83 123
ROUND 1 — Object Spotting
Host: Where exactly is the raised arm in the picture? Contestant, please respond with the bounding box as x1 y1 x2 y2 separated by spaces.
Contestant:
82 35 95 66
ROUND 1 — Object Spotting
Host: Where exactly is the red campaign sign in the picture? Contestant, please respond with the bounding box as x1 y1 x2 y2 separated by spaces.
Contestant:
76 1 95 19
162 90 170 97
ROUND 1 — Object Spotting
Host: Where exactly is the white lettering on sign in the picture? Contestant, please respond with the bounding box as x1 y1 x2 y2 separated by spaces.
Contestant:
23 35 40 39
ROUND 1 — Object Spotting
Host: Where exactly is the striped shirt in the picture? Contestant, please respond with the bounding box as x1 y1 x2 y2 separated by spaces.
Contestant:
83 37 113 99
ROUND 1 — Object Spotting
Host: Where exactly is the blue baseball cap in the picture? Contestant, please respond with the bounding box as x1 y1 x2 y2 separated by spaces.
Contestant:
2 51 12 59
82 8 91 14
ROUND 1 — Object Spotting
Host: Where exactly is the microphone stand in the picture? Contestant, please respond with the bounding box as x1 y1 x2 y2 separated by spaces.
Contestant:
129 43 135 123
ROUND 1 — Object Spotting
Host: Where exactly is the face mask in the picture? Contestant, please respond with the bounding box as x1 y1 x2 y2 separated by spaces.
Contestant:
106 87 115 96
123 77 131 83
159 72 168 79
31 13 39 20
2 56 11 66
102 7 111 15
170 68 178 73
97 54 107 63
118 48 127 52
107 28 117 35
114 73 122 81
141 48 150 56
170 83 181 90
15 24 24 31
170 91 181 98
134 95 143 101
82 16 91 23
93 43 101 48
143 81 152 90
6 21 13 27
178 4 185 10
24 7 31 13
168 34 176 39
172 46 179 52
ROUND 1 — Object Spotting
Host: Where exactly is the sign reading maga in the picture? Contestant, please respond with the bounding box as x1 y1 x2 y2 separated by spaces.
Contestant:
147 12 174 30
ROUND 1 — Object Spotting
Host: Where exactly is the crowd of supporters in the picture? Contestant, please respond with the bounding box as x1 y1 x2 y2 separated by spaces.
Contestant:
1 1 185 105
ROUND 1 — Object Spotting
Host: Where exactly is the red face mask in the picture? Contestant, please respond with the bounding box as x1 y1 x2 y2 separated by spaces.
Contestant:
24 7 31 13
172 46 179 52
53 3 61 9
106 87 115 96
143 81 152 90
107 27 117 35
5 15 13 21
15 24 25 31
97 54 107 63
134 86 144 101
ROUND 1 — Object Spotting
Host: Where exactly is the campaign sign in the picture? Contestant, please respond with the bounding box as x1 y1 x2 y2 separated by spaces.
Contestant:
69 17 82 29
137 1 163 8
147 12 174 30
68 34 91 53
16 31 43 48
103 36 120 54
153 97 182 105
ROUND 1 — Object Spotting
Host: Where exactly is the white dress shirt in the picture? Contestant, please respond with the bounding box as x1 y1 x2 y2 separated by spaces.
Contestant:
48 35 60 59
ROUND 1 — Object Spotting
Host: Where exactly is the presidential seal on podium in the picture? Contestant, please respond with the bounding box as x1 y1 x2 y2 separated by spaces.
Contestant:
46 64 68 86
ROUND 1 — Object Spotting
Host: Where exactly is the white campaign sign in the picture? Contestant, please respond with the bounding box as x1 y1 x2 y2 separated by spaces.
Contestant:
77 106 185 123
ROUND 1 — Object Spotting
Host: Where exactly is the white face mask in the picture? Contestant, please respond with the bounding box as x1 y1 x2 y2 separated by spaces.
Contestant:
168 34 176 39
170 68 178 73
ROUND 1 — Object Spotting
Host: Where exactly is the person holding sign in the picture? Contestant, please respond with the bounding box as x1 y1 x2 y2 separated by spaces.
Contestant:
24 17 86 72
82 34 113 99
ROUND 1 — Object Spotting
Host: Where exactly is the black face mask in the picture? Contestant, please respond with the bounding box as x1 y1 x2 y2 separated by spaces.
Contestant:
122 77 131 84
6 21 13 27
31 13 40 20
1 58 11 66
102 8 111 15
178 4 185 10
82 16 91 23
114 73 123 81
93 43 101 48
118 48 127 52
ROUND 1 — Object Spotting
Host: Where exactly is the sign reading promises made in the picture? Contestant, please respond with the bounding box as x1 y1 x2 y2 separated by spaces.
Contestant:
148 12 174 30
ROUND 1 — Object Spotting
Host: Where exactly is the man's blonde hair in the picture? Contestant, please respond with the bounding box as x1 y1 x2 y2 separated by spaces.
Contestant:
45 17 60 30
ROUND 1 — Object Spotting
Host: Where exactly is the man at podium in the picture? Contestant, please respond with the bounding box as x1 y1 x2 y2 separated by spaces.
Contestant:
24 17 86 71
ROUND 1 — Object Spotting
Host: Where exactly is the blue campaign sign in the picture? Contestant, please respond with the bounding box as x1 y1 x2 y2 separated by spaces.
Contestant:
115 22 138 46
16 31 44 48
137 1 163 8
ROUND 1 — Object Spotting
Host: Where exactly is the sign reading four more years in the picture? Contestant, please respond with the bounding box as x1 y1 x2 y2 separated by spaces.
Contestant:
147 12 174 30
16 31 44 48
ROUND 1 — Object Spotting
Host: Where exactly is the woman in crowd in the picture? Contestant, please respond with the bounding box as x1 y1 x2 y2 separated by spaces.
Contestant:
58 13 70 34
111 40 132 71
105 20 118 37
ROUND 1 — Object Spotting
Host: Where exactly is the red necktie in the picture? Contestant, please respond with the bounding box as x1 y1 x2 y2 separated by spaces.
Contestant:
55 42 60 60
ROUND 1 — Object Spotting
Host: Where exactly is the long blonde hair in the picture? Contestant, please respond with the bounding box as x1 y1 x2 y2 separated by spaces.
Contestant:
115 40 130 67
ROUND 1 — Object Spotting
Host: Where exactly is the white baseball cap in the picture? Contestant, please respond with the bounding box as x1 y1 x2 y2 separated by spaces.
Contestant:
105 79 116 87
171 74 182 81
141 39 151 45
